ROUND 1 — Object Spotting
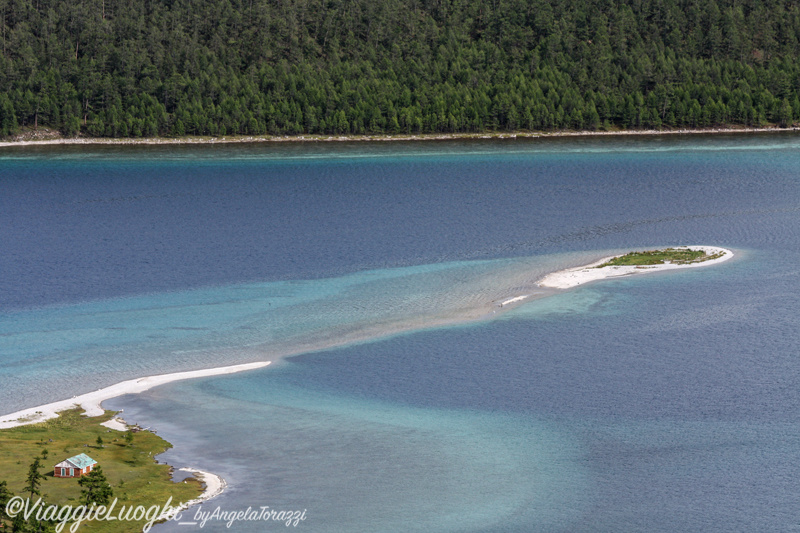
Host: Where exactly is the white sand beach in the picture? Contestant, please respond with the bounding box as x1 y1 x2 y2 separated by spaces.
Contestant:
0 361 270 429
153 468 228 522
537 246 734 289
100 416 128 431
178 468 227 503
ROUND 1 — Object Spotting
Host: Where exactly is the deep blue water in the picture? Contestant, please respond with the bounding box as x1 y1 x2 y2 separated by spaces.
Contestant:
3 134 800 531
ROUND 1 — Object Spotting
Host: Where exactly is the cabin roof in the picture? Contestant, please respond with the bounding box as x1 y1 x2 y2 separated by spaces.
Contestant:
55 453 97 469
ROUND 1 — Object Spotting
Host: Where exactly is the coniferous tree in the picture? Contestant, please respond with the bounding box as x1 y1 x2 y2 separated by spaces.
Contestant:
0 0 799 138
78 467 113 506
0 480 13 522
23 457 45 501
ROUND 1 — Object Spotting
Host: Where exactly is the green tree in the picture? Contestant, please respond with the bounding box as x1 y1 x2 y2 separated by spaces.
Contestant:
0 480 12 522
173 119 185 137
0 0 799 137
0 94 18 137
78 467 113 506
778 98 793 127
12 512 28 532
23 457 45 500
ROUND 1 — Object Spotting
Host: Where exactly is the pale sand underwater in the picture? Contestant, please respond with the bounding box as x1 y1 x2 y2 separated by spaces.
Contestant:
1 246 733 430
0 246 733 512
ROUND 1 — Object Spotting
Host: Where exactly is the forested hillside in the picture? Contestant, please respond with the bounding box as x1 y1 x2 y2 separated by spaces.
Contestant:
1 0 799 137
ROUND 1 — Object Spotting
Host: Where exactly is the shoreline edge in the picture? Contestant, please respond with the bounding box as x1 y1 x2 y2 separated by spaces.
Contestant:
1 127 799 148
0 361 271 429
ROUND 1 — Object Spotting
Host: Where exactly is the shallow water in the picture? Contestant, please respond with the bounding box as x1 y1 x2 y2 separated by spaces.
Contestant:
4 134 800 531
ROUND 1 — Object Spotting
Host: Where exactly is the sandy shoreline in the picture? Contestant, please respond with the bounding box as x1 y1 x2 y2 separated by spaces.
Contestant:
0 362 266 508
0 361 270 429
0 126 798 147
155 468 228 522
97 414 230 510
537 246 734 289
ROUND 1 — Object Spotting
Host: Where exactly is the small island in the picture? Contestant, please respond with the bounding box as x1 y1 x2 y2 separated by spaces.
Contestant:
594 247 726 268
538 246 733 289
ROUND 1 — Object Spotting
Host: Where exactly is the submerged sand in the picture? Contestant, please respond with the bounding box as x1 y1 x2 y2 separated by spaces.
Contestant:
0 246 734 429
0 246 734 509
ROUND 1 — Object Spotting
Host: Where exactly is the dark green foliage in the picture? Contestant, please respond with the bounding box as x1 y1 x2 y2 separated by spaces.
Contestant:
0 480 12 521
78 466 113 506
597 248 718 267
0 0 799 138
12 512 28 532
23 457 45 500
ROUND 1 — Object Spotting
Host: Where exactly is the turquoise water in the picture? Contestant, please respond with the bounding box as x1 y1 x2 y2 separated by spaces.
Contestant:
0 255 583 411
3 134 800 531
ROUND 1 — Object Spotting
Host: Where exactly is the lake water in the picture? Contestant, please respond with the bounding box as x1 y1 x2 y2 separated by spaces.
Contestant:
2 135 800 531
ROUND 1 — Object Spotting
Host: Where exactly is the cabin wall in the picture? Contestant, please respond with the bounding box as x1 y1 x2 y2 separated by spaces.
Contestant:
53 464 95 478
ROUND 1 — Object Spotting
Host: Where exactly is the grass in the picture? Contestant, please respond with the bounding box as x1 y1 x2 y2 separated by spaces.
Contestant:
0 409 202 532
596 248 723 268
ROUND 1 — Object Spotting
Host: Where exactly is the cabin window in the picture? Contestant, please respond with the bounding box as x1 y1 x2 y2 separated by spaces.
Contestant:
69 468 74 476
60 468 66 476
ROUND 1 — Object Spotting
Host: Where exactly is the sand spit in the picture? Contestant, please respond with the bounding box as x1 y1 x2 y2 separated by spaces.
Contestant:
0 361 271 429
537 246 734 289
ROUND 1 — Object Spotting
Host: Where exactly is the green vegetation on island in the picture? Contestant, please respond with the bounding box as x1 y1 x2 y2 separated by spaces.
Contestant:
1 0 800 139
0 409 201 532
597 248 724 268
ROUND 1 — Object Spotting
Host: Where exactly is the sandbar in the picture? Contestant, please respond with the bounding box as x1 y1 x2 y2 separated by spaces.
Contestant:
0 361 270 429
0 246 733 512
537 246 734 289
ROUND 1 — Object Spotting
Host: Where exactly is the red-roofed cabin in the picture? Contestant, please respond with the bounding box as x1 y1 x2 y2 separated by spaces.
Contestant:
54 453 97 478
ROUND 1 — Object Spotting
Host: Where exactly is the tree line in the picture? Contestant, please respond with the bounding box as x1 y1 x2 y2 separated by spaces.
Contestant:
0 0 799 138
